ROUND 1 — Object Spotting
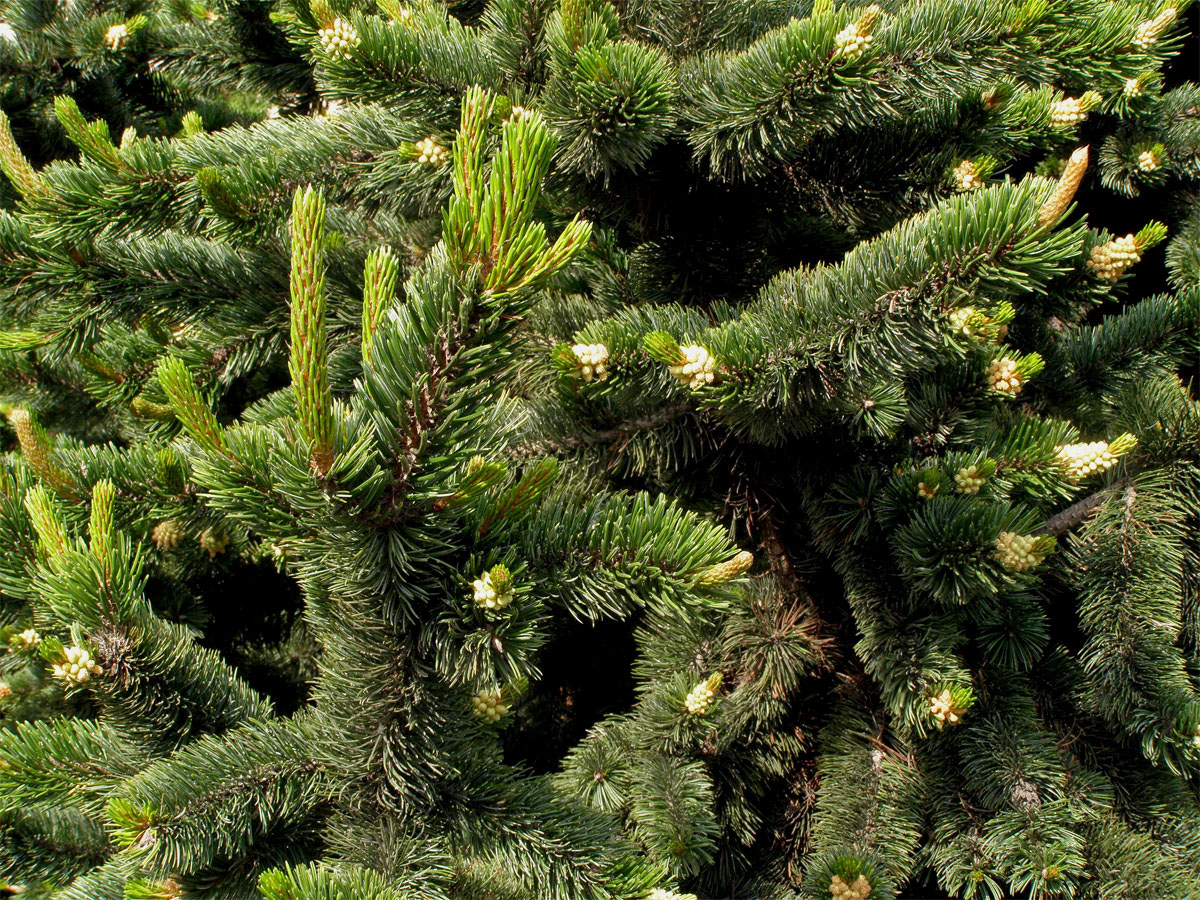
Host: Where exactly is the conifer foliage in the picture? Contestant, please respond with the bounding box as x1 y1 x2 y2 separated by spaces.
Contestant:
0 0 309 203
0 1 1198 898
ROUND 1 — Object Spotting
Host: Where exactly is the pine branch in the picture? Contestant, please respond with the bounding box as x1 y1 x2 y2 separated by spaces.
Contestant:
1038 483 1124 537
508 403 691 458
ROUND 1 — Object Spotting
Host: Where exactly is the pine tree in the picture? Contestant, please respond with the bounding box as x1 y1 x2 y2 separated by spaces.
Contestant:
0 2 1198 899
0 0 315 210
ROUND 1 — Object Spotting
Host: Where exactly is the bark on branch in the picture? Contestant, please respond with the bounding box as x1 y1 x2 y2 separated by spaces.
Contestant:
1038 479 1129 536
